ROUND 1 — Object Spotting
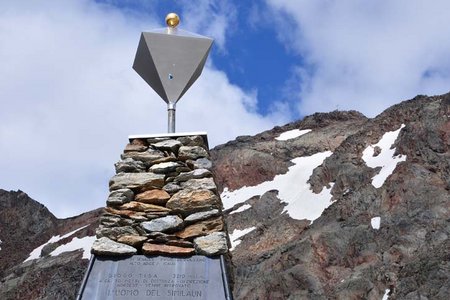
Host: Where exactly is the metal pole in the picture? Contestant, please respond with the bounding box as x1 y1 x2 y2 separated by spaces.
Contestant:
76 255 96 300
167 102 176 133
220 255 234 300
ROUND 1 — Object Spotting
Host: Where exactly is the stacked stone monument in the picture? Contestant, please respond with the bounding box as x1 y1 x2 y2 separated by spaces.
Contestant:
92 134 230 258
78 13 233 299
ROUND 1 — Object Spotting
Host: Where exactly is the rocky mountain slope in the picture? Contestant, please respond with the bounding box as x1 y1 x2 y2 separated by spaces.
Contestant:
0 92 449 299
0 190 102 299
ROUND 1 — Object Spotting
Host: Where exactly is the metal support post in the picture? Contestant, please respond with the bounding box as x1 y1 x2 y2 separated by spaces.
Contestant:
168 102 176 133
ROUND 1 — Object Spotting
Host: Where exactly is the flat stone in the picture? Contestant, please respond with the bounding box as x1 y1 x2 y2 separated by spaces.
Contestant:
100 215 134 227
166 189 219 216
177 135 206 148
150 156 177 165
120 201 171 213
96 226 139 240
145 212 170 219
194 232 228 256
124 144 148 152
167 240 194 248
163 182 182 194
115 158 146 173
147 232 179 242
191 158 213 170
142 243 195 256
109 172 165 192
175 217 224 240
117 235 148 248
120 149 165 165
178 146 209 160
105 207 147 219
185 209 220 224
175 169 212 182
91 237 137 256
141 215 184 233
152 139 183 153
149 162 181 174
135 189 171 205
106 189 134 206
180 178 217 192
146 137 170 144
130 138 147 146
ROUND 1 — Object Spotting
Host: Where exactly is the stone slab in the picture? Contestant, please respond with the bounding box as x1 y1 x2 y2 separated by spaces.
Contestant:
79 255 229 299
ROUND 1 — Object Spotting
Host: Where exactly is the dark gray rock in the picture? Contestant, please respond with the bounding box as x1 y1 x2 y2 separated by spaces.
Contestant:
175 168 212 182
178 146 209 160
152 139 182 153
177 135 207 148
180 177 217 192
163 182 182 194
114 158 146 173
120 149 165 165
100 215 134 227
185 209 220 223
95 225 139 240
106 188 134 206
190 158 212 170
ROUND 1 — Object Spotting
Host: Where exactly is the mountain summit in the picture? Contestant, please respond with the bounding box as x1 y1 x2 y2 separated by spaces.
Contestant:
1 93 449 299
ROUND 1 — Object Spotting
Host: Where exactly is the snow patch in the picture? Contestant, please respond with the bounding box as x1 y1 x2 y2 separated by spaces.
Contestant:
229 204 252 215
50 236 95 260
221 151 334 222
23 225 89 262
275 129 312 141
362 125 406 188
229 227 256 251
382 289 390 300
371 217 381 230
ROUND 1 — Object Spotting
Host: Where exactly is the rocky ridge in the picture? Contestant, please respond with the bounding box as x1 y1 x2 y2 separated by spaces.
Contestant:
217 93 450 299
0 190 101 299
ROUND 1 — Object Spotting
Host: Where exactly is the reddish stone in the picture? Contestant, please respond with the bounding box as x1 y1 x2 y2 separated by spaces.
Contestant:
142 243 195 256
175 217 224 240
135 190 171 205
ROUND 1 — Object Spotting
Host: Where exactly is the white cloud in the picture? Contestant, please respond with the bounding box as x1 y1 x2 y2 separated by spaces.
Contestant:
0 0 280 217
265 0 450 116
180 0 238 52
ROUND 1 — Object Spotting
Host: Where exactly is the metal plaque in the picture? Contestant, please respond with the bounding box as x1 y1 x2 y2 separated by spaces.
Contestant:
78 255 230 300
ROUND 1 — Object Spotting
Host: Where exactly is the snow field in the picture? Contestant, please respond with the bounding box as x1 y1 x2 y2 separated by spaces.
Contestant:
221 151 334 222
275 129 312 141
229 204 252 215
362 125 406 188
229 227 256 251
24 224 91 262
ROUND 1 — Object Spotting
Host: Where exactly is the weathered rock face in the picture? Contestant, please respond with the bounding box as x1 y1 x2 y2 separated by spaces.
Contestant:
92 134 231 259
211 93 450 299
211 110 368 193
0 189 102 300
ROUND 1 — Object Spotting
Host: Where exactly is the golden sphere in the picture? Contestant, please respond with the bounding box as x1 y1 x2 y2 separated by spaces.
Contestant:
165 13 180 28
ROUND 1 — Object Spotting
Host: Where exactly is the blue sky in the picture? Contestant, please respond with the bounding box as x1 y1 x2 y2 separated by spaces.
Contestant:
1 0 449 217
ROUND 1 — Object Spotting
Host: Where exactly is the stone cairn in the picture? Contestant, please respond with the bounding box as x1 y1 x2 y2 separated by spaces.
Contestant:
91 134 230 258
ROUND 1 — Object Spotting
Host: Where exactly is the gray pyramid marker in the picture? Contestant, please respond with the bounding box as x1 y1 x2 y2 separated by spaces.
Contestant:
133 21 213 133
